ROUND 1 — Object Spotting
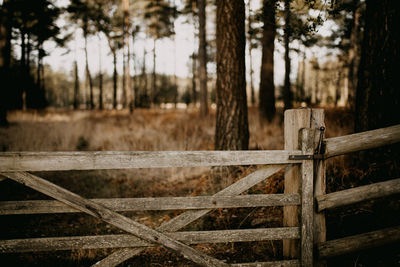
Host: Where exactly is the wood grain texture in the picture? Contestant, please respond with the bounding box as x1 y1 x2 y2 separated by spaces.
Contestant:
316 178 400 212
283 108 324 258
325 124 400 158
230 260 300 267
299 129 315 267
0 227 300 253
1 171 228 267
0 193 300 215
317 226 400 259
92 165 287 267
0 151 301 171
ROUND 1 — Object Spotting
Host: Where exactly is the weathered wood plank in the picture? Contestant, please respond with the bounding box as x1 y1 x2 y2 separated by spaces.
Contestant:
0 193 300 215
317 226 400 259
0 172 228 267
316 178 400 212
283 108 323 258
0 151 301 171
0 227 300 253
299 128 315 267
325 124 400 158
92 165 287 267
230 260 300 267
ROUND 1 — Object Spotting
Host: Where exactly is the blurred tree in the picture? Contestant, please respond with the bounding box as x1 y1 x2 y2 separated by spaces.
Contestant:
246 0 256 106
215 1 249 150
0 0 12 125
198 0 208 116
73 60 80 109
259 0 276 121
283 0 293 110
67 0 96 109
354 0 400 172
143 0 176 105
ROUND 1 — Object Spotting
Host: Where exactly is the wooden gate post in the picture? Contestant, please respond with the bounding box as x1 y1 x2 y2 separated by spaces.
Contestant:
283 109 326 261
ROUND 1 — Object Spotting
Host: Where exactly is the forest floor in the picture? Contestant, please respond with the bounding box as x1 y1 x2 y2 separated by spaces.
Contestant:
0 107 399 266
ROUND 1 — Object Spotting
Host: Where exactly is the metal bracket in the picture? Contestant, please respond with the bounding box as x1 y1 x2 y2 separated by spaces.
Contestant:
289 154 325 160
289 126 326 161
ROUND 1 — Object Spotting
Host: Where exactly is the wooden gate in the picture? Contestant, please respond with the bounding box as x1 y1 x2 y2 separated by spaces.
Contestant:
1 109 399 266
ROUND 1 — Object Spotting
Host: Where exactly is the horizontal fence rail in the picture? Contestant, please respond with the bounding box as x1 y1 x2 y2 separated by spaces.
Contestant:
0 150 302 172
316 178 400 212
324 124 400 158
0 193 300 215
0 227 300 253
317 226 400 259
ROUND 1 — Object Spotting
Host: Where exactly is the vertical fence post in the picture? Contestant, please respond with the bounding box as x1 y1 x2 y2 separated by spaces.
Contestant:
300 128 315 266
283 108 326 261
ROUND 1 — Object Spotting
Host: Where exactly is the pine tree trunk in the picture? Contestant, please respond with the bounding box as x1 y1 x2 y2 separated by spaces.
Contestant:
123 0 133 111
191 51 197 106
152 38 157 105
259 0 276 121
283 0 292 110
0 3 10 125
84 32 94 110
112 50 118 109
355 0 400 173
215 1 249 150
347 0 361 110
247 0 255 106
73 61 79 110
198 0 208 116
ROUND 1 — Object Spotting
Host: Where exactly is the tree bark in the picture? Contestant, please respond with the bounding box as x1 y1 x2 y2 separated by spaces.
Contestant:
259 0 276 121
247 0 255 106
152 38 157 105
198 0 208 116
73 60 79 110
0 1 11 125
112 50 118 109
84 30 94 110
283 0 293 110
123 0 132 111
215 1 249 150
347 0 361 110
355 0 400 173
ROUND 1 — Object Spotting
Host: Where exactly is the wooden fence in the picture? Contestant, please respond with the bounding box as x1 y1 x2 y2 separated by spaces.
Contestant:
0 109 399 267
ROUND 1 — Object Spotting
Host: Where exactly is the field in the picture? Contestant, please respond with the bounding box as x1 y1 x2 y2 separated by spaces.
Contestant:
1 107 399 266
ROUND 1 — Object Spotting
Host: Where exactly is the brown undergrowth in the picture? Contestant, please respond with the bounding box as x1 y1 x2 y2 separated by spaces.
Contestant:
0 107 398 266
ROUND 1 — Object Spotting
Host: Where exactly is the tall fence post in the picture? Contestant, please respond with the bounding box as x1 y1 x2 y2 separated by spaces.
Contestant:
283 109 326 261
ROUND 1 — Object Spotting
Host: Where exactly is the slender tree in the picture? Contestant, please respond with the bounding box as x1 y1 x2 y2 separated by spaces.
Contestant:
283 0 293 110
73 60 80 109
259 0 276 121
215 1 249 150
198 0 208 116
246 0 255 106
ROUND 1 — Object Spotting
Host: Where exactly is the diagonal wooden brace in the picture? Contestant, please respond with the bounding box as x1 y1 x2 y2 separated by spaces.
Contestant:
0 171 228 267
93 165 287 267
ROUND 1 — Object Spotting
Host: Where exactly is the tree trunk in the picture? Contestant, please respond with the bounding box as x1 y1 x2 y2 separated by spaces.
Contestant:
355 0 400 174
112 50 118 109
84 31 94 110
198 0 208 116
0 1 11 125
98 39 103 110
191 51 197 106
215 1 249 150
247 0 255 106
347 0 361 110
73 60 79 110
283 0 293 110
123 0 132 111
259 0 276 121
152 38 157 105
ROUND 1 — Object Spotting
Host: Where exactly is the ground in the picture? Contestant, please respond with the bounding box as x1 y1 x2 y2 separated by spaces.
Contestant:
0 107 398 266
